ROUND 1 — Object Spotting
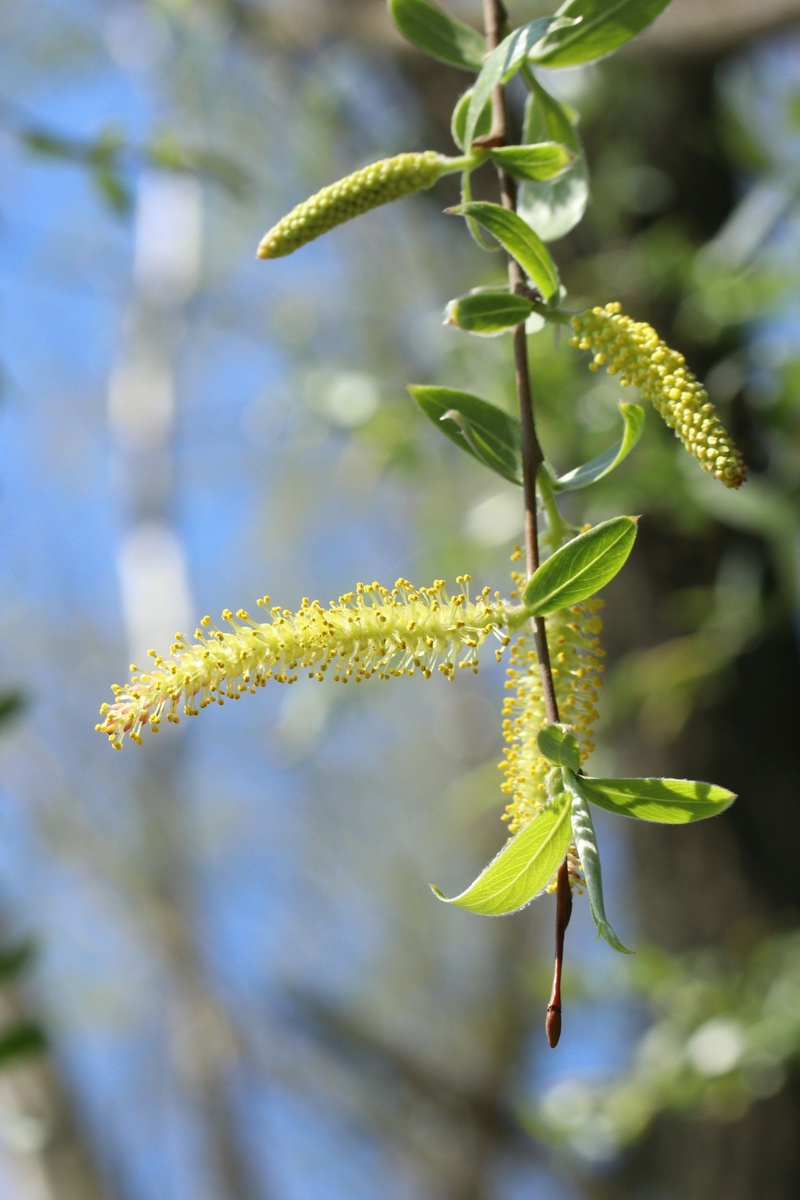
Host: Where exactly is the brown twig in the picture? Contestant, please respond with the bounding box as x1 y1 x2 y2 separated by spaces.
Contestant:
546 857 573 1048
482 0 571 1045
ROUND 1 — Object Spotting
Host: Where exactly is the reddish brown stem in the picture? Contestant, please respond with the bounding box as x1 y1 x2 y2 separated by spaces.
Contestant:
546 861 573 1048
482 0 568 1041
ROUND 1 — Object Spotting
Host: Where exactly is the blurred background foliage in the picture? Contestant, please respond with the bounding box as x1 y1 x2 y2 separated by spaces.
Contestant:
0 1 799 1198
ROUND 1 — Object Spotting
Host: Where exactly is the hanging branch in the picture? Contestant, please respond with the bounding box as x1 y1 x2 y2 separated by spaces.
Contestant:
482 0 569 1045
97 0 743 1049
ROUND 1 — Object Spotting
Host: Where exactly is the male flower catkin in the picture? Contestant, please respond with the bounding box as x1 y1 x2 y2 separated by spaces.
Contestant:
97 578 518 750
571 302 745 489
500 597 604 836
257 151 446 259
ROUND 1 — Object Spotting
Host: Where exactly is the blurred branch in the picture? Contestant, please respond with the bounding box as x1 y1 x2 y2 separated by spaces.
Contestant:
0 94 251 214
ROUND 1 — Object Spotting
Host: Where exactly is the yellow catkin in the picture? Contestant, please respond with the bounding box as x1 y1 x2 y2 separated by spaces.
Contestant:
500 557 604 892
257 152 445 259
97 578 518 749
571 302 746 489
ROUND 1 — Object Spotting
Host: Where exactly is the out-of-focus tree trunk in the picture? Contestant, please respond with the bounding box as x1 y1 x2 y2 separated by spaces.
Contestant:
595 44 800 1197
0 983 115 1200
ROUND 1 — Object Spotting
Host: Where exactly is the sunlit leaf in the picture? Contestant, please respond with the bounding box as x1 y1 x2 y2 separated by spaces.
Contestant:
445 289 534 335
489 141 573 182
564 771 632 953
448 201 560 300
409 384 522 484
388 0 487 71
431 791 571 915
463 18 556 149
552 403 645 491
522 516 638 614
580 776 737 823
537 724 581 772
516 74 588 241
530 0 673 69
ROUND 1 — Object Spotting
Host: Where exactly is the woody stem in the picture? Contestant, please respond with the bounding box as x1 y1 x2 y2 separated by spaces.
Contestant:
482 0 571 1046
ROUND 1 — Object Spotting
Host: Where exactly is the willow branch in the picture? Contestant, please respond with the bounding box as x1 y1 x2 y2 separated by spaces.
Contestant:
481 0 558 725
482 0 572 1045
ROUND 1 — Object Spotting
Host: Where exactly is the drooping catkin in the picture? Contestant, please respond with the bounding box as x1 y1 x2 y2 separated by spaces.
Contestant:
97 578 519 749
257 152 445 259
572 302 746 489
499 598 604 836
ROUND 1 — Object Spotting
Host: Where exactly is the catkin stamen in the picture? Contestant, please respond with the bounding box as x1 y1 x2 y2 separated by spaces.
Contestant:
97 578 519 749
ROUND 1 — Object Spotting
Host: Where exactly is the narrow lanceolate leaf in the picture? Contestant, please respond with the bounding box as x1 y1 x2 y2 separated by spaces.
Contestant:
564 770 632 953
409 385 522 485
431 791 572 915
537 725 581 773
463 18 556 149
388 0 487 70
529 0 673 69
489 142 573 182
448 202 560 300
580 777 737 824
516 74 588 241
522 516 637 615
552 403 645 492
445 289 534 336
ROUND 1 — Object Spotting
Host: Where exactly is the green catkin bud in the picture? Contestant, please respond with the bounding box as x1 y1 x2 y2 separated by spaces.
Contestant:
96 577 520 749
257 151 446 259
571 302 746 489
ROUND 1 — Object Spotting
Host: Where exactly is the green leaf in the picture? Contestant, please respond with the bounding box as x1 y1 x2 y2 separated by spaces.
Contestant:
522 515 638 614
564 770 632 953
388 0 487 71
463 18 556 149
516 74 589 241
489 142 574 182
20 129 77 159
580 776 736 823
0 939 36 982
451 88 492 151
445 289 534 335
0 1022 47 1068
0 692 24 726
92 166 133 215
552 403 645 491
431 791 571 915
409 385 522 485
458 168 501 252
87 127 125 166
448 202 560 300
537 725 581 772
530 0 673 68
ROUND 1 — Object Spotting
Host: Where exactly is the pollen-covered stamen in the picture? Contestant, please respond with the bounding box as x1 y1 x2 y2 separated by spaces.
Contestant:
257 152 446 259
571 301 746 489
500 562 605 843
97 578 521 749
